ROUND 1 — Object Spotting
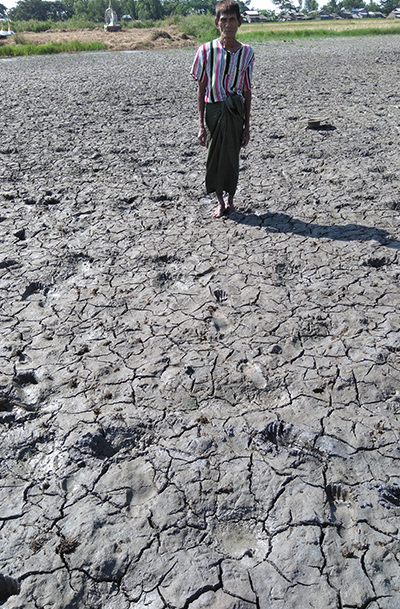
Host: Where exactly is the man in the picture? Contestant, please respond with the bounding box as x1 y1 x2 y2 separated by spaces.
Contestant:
191 0 255 217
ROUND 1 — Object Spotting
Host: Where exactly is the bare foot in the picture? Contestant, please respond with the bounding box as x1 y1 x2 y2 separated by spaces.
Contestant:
211 203 226 218
211 195 226 218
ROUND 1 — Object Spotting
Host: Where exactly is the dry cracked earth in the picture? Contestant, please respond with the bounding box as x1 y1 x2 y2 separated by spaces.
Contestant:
1 36 400 609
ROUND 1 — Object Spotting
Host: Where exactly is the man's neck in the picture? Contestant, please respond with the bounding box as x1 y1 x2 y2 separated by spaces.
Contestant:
219 35 241 53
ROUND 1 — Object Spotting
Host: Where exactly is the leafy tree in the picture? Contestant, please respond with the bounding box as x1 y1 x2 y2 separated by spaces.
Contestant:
0 2 7 17
365 0 381 10
47 0 74 19
161 0 248 17
271 0 297 11
118 0 138 19
260 8 278 18
161 0 185 15
161 0 216 16
136 0 162 19
300 0 318 10
73 0 112 22
379 0 400 13
319 0 342 12
341 0 366 9
71 0 89 18
237 0 251 12
9 0 49 20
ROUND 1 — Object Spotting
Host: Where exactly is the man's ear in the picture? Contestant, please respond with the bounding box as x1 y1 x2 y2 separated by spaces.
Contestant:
238 15 243 26
215 16 220 27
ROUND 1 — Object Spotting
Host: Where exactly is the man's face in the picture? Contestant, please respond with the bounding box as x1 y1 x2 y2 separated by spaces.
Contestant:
215 12 242 36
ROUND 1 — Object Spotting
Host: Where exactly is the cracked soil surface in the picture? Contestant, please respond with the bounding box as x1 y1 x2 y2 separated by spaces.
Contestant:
1 36 400 609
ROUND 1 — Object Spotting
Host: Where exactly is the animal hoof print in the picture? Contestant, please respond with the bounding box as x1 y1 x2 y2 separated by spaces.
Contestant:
326 482 349 503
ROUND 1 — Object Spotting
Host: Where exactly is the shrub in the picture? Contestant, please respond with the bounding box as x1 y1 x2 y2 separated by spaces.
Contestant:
13 19 56 32
178 14 218 41
13 32 28 44
0 40 106 57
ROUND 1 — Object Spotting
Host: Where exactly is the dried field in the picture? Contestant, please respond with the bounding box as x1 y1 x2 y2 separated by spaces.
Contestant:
240 16 400 35
0 24 198 51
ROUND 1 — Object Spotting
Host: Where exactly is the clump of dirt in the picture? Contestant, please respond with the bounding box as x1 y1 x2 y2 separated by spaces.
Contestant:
3 25 197 51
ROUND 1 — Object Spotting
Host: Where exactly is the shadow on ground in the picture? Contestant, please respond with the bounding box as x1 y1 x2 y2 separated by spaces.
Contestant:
232 212 400 250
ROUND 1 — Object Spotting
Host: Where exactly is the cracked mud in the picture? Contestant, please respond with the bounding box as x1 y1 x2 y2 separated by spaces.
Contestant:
1 36 400 609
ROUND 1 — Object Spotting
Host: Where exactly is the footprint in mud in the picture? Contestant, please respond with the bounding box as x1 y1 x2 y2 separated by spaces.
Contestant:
325 482 355 526
0 573 20 603
253 420 317 454
326 482 350 503
378 483 400 509
242 361 267 390
213 288 228 304
208 306 234 337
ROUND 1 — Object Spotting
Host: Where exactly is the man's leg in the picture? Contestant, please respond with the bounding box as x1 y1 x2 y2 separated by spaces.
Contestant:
226 193 237 215
211 192 226 218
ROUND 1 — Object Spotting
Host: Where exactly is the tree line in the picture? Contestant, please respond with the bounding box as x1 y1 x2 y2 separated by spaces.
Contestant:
318 0 398 13
271 0 399 14
1 0 251 22
1 0 398 23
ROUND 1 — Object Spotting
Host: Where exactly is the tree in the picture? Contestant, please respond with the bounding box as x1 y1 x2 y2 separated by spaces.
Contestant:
9 0 49 20
118 0 138 19
73 0 114 22
160 0 248 17
366 0 381 10
237 0 251 11
160 0 218 16
260 8 278 19
47 0 74 19
319 0 342 12
379 0 400 13
9 0 76 20
341 0 366 9
135 0 162 18
271 0 297 11
0 3 7 17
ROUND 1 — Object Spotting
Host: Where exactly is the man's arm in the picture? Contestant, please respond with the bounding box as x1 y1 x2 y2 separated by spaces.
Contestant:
197 82 207 147
242 89 251 147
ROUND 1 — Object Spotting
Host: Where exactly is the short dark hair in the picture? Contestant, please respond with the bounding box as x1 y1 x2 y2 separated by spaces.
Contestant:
215 0 241 22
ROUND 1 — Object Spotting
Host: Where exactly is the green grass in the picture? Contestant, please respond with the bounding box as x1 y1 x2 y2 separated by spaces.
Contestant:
238 25 400 43
12 19 58 32
175 14 400 43
0 40 106 57
172 14 400 43
238 18 400 43
12 18 108 32
168 14 218 42
11 17 164 33
4 14 400 59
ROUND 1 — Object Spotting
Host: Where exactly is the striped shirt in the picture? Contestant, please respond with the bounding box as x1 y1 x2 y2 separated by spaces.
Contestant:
191 39 254 104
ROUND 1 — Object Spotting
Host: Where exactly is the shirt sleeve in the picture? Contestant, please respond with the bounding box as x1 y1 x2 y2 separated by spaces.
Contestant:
191 44 207 84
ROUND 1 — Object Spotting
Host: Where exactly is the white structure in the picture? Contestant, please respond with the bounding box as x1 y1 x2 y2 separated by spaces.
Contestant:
243 10 268 22
104 4 121 31
0 19 14 38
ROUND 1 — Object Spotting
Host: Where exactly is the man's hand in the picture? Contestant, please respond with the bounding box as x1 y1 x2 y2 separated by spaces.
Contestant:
241 126 250 147
197 82 207 146
198 125 207 147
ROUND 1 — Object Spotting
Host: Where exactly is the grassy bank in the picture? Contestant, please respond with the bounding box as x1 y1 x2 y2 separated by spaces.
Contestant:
176 13 400 42
0 40 106 57
2 14 400 58
11 17 161 33
238 18 400 43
